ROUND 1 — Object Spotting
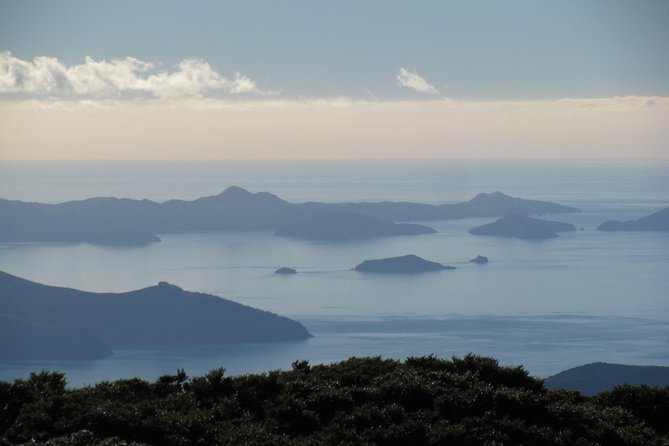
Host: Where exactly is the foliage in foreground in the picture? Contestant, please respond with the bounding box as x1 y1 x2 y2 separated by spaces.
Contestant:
1 354 668 446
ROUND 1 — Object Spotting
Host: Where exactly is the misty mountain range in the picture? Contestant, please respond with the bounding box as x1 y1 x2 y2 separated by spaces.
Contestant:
0 187 580 245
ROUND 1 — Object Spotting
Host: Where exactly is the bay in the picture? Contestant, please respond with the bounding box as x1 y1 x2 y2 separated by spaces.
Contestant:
1 160 668 385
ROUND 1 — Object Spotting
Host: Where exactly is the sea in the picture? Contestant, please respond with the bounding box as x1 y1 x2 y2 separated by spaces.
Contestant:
0 160 668 386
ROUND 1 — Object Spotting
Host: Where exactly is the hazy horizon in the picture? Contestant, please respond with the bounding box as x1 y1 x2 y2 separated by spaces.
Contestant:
2 0 668 160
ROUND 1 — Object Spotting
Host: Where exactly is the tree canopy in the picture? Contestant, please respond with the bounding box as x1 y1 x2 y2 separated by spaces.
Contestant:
1 355 667 445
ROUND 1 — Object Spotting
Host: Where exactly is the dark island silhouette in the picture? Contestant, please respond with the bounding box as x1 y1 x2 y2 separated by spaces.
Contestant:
275 267 297 274
597 206 669 232
275 211 435 240
354 254 454 273
545 362 669 395
0 187 579 245
0 271 310 360
470 255 489 264
469 215 577 239
300 190 580 221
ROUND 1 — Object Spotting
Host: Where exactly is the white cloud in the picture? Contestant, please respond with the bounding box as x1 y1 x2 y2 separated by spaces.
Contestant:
0 51 264 98
396 68 439 94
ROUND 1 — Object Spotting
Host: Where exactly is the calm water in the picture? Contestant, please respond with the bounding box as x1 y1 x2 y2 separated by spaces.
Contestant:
1 160 668 385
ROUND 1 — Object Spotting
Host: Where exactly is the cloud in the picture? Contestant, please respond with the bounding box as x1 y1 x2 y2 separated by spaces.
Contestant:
396 68 439 94
0 51 265 98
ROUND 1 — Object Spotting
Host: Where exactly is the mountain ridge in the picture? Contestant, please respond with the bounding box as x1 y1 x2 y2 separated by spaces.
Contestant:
0 187 580 245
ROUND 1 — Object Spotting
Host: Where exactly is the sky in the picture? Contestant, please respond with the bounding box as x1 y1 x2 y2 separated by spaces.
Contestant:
1 0 668 160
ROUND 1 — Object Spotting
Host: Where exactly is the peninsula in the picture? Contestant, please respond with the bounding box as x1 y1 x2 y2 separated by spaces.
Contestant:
0 271 310 360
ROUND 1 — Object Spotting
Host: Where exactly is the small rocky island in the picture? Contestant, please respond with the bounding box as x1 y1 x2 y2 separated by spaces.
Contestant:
470 255 489 264
275 212 436 240
275 267 297 274
354 254 454 273
469 215 577 239
597 206 669 232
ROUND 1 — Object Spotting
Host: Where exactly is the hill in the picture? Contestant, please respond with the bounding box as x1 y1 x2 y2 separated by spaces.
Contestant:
545 362 669 395
0 188 579 245
469 214 577 239
0 355 667 445
0 271 310 360
598 207 669 232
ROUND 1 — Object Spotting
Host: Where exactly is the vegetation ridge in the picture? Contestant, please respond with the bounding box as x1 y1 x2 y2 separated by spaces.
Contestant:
1 355 667 445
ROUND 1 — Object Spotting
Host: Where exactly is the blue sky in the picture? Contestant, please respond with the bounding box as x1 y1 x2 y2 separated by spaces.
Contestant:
2 0 668 100
0 1 667 160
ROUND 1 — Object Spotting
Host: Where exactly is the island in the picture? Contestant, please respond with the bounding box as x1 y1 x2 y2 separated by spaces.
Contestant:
0 187 580 245
275 267 297 274
470 255 489 264
0 270 311 360
354 254 454 273
298 190 581 221
597 206 669 232
468 215 577 239
545 362 669 395
275 212 435 240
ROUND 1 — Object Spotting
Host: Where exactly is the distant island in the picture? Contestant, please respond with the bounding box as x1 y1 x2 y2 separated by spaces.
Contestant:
0 187 579 245
275 212 435 240
598 207 669 232
469 215 577 239
275 267 297 274
354 254 454 273
470 255 489 264
0 271 310 360
545 362 669 395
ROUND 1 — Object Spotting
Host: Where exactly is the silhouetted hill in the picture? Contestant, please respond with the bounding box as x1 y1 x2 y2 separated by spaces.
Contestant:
469 215 577 239
0 188 579 245
354 254 453 273
598 207 669 232
275 212 435 240
0 271 310 360
545 362 669 395
439 191 580 219
297 191 579 222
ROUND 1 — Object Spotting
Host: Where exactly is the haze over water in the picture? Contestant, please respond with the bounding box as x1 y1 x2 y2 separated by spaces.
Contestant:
0 160 668 386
